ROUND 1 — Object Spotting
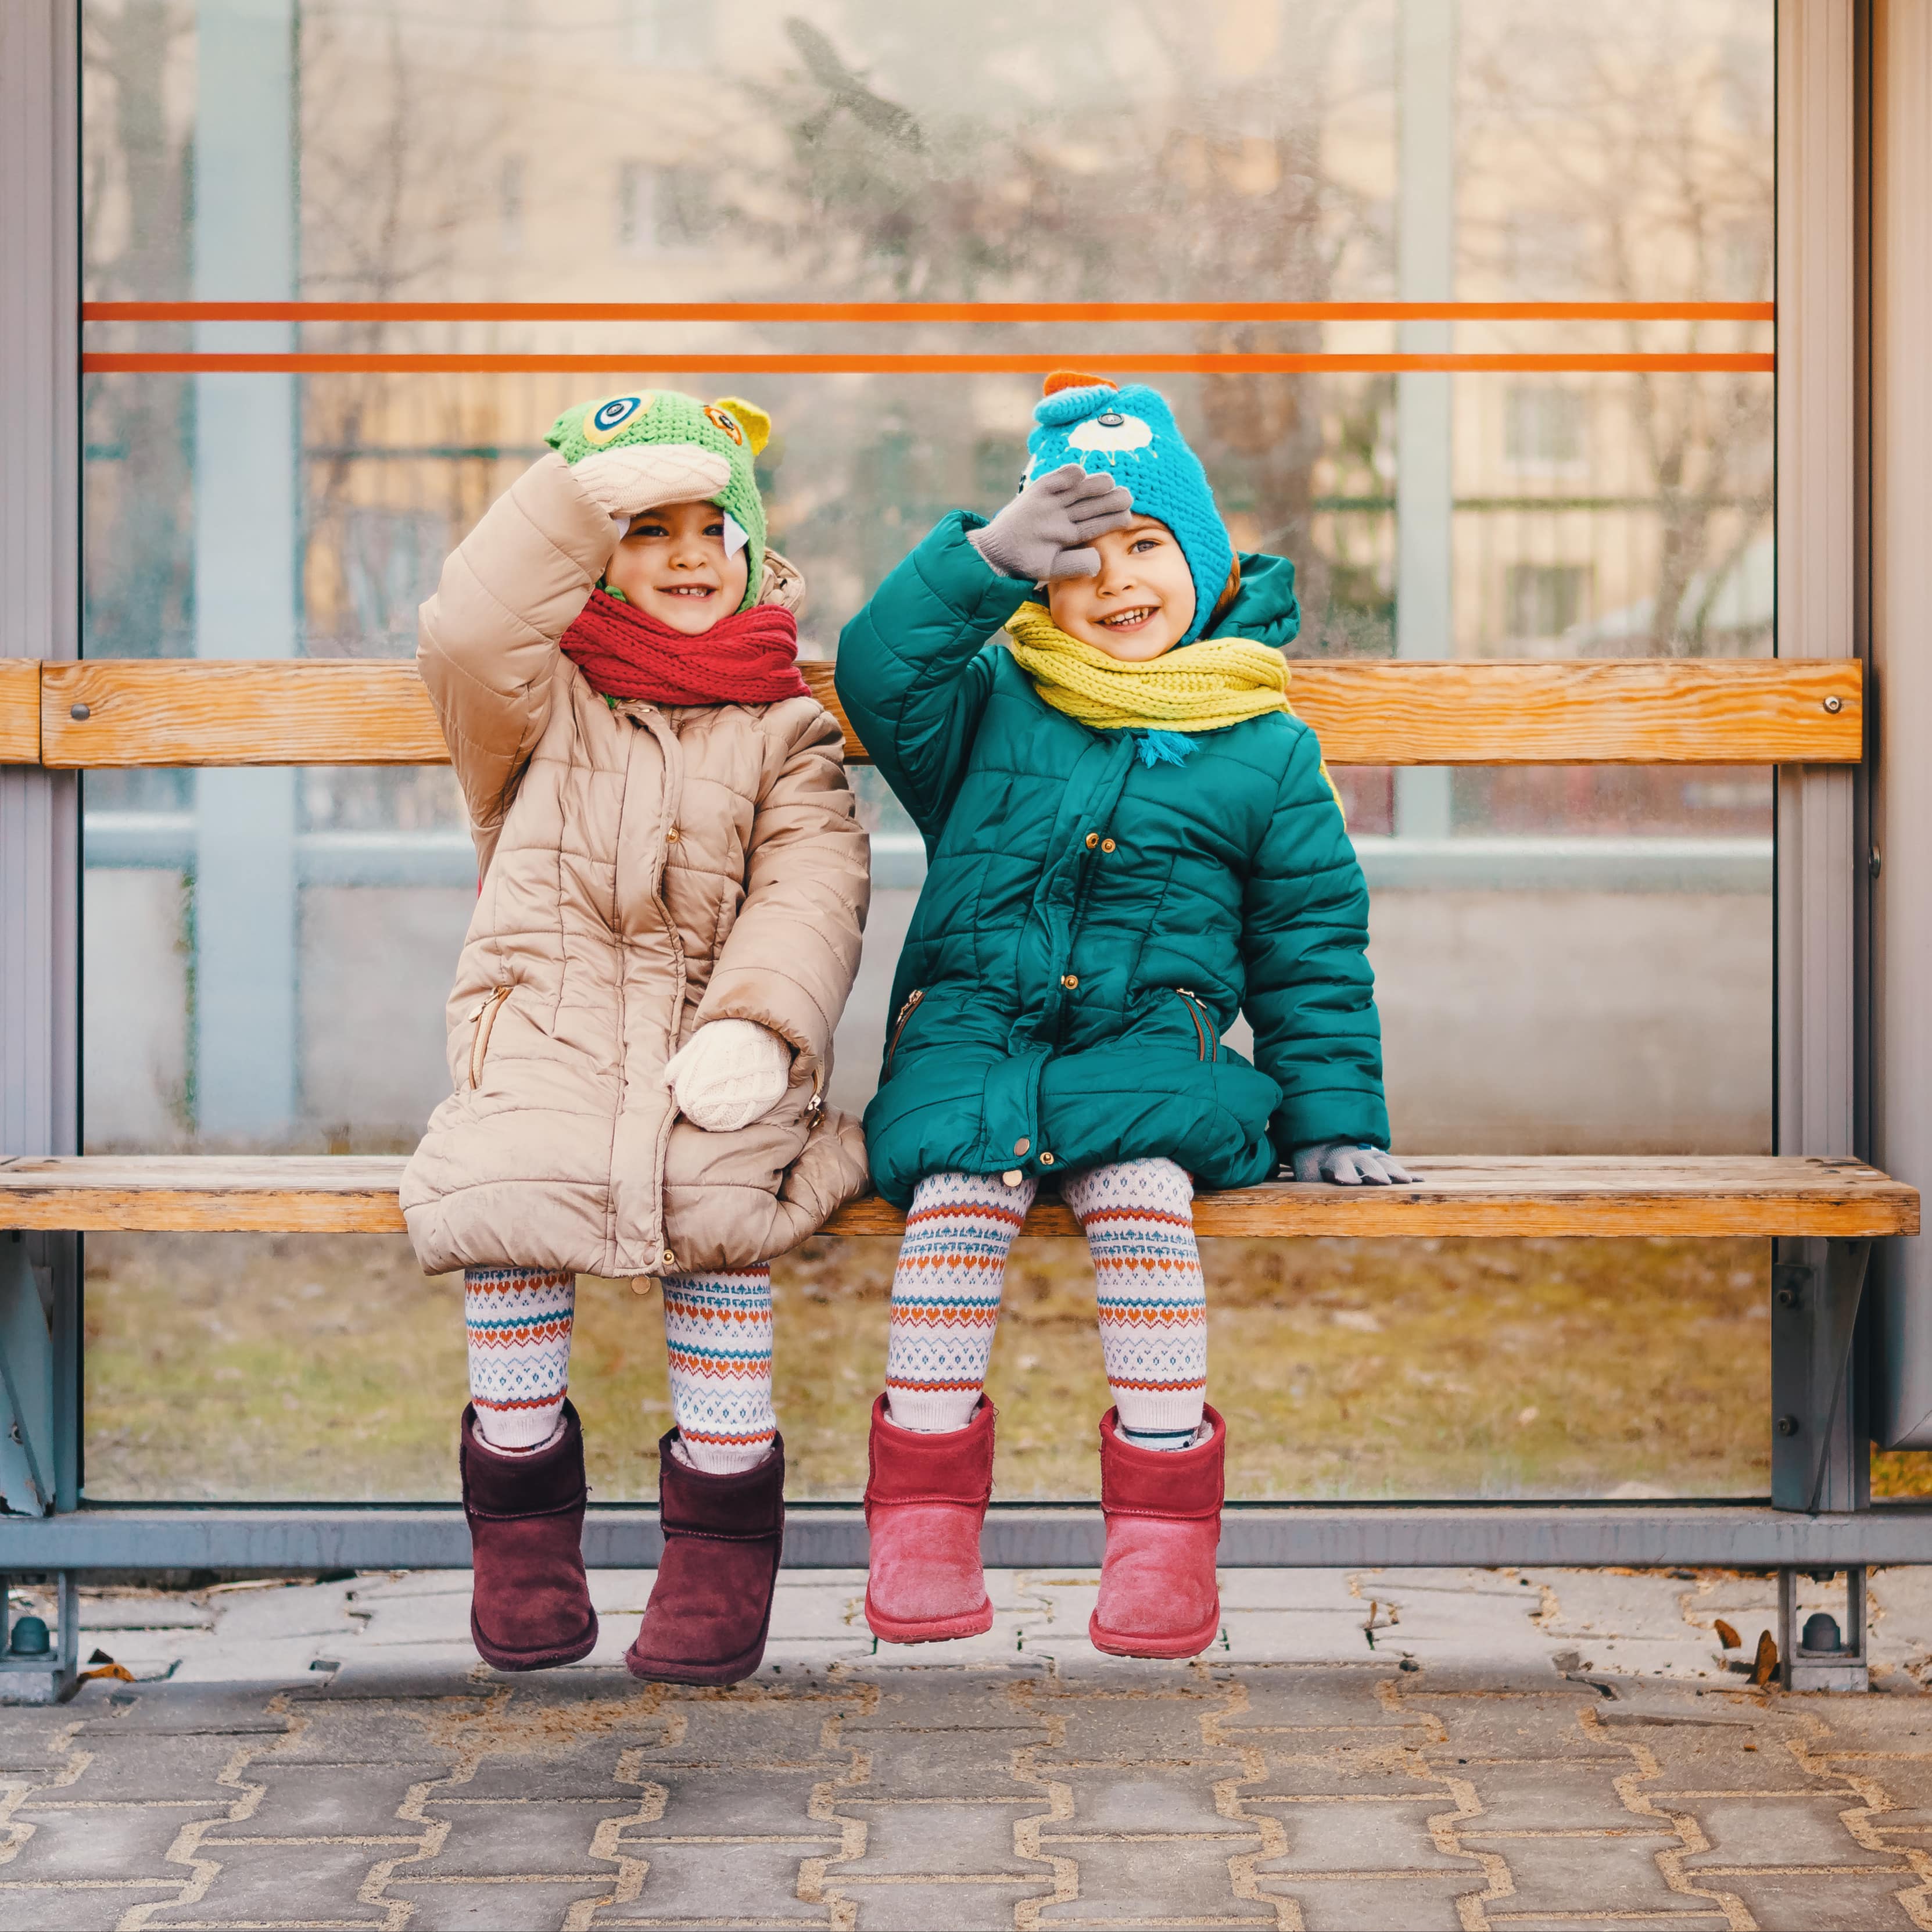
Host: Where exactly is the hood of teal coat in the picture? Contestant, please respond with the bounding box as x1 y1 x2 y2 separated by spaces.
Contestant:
1213 550 1301 649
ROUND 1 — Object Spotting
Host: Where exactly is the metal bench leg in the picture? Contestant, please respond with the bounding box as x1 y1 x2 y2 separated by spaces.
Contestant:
1770 1235 1874 1692
1780 1566 1870 1691
1771 1235 1872 1514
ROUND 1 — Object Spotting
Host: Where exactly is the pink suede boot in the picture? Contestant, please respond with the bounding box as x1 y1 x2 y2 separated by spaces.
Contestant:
863 1393 996 1643
1089 1405 1225 1659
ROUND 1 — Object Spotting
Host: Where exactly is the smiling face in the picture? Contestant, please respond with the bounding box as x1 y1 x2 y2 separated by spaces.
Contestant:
602 499 750 634
1045 515 1198 661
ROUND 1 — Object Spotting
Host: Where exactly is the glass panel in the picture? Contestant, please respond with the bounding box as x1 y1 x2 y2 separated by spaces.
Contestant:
80 0 1780 1502
84 1231 1767 1503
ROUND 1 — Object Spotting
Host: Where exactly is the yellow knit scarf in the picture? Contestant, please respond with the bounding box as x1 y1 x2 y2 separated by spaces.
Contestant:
1003 601 1290 736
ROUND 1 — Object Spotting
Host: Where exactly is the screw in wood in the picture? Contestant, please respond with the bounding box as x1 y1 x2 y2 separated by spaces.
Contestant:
1823 695 1844 713
69 703 89 721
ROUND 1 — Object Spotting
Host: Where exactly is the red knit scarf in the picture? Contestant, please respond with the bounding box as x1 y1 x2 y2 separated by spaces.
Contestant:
558 588 810 707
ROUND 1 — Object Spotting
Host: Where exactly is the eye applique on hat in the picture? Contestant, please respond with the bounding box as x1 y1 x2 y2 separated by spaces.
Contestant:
581 392 656 446
1067 407 1155 454
707 396 772 456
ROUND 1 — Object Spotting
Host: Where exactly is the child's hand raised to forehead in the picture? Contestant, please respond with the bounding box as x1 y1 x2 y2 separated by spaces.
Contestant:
969 463 1135 585
572 445 732 532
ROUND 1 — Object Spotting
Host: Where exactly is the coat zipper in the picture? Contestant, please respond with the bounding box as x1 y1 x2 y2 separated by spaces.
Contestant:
467 985 512 1088
1174 987 1217 1062
884 987 924 1075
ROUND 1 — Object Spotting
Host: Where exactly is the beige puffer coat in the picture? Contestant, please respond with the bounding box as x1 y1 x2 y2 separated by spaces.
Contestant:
400 454 872 1279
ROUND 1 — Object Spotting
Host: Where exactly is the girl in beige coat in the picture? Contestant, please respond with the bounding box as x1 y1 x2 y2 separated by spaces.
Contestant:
402 390 870 1683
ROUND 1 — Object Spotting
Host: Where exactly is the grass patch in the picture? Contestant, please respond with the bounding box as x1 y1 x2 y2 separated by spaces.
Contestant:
84 1229 1783 1503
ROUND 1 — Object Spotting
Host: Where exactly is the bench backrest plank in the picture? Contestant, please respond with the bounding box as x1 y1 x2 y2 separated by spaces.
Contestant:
0 1155 1913 1239
0 659 40 764
1 656 1867 769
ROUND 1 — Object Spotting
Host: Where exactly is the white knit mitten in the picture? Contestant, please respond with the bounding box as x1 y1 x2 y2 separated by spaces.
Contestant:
665 1020 793 1132
570 445 732 525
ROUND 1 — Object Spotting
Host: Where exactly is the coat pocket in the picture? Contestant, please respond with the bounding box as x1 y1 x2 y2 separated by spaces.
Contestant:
467 985 512 1089
883 987 924 1076
1173 988 1220 1063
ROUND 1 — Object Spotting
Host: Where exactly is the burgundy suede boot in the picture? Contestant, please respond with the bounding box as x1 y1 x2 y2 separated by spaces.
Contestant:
1089 1405 1225 1659
461 1401 598 1672
626 1432 786 1686
863 1393 996 1643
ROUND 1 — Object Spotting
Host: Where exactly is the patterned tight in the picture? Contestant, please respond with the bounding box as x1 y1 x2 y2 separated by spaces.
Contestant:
465 1264 776 1473
884 1158 1208 1449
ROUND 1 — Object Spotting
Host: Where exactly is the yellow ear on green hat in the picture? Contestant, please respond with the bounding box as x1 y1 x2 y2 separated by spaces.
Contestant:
711 396 771 456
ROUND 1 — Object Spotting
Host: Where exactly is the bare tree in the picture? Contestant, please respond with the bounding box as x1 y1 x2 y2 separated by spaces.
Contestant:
757 3 1395 653
1465 1 1774 657
82 0 195 663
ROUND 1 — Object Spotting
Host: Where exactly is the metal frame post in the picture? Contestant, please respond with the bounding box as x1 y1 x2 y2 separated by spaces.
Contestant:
0 0 82 1702
1775 1 1869 1518
191 0 301 1141
1868 2 1932 1447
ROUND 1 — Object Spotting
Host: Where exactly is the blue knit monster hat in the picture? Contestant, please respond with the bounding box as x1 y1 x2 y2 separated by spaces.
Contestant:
1024 373 1235 647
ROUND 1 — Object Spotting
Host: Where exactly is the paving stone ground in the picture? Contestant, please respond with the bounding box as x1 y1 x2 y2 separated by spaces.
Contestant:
5 1564 1932 1929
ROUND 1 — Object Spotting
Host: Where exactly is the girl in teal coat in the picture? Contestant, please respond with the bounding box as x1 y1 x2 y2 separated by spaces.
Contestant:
834 374 1410 1658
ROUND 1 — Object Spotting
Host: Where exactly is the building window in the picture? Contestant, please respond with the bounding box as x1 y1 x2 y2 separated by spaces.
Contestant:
1506 562 1589 642
1504 210 1586 296
618 162 715 255
1718 218 1768 301
1504 386 1586 469
1719 32 1772 135
498 156 524 257
623 0 706 66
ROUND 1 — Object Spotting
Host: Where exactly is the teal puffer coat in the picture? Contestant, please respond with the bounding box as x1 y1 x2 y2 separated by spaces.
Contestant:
836 514 1389 1208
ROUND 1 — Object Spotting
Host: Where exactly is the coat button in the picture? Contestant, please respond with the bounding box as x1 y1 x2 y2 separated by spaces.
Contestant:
1061 974 1078 990
665 827 681 843
1039 1151 1056 1166
661 1248 677 1268
1013 1137 1030 1156
1001 1168 1023 1187
1085 833 1099 849
1101 838 1116 853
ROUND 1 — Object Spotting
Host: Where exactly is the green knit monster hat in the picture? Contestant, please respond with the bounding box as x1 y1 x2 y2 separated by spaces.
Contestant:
545 389 772 611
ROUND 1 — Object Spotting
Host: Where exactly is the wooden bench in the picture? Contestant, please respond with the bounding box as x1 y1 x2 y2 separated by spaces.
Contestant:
0 1152 1915 1241
0 653 1919 1693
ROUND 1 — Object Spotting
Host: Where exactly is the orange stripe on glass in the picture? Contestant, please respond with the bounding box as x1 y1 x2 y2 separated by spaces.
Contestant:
84 300 1775 322
84 352 1775 375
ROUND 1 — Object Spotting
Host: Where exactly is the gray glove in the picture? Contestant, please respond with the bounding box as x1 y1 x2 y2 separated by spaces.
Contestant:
1291 1141 1415 1187
967 463 1135 583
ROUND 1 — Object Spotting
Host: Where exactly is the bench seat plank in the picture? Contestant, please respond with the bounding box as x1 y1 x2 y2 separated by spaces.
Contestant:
0 1154 1914 1240
24 657 1866 770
